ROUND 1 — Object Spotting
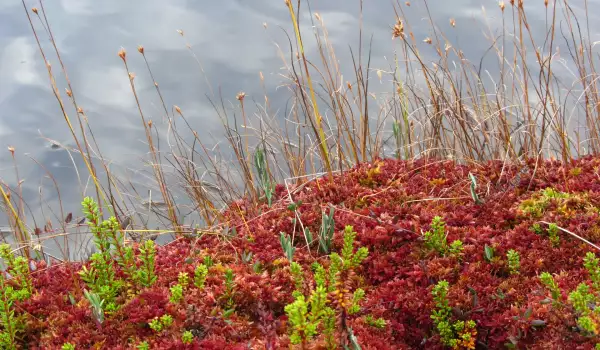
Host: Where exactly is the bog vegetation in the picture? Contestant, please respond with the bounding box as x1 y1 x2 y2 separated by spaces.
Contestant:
2 0 600 348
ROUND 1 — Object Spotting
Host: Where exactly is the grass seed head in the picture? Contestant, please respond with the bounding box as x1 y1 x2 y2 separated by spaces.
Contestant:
392 20 404 39
118 48 126 62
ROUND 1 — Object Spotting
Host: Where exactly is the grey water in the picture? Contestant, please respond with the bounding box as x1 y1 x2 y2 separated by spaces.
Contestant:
1 0 599 259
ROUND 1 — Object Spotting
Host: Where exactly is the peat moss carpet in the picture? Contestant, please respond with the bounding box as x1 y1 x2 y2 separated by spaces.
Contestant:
11 157 600 349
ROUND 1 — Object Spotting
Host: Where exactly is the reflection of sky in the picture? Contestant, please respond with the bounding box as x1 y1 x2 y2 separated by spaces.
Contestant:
1 0 600 224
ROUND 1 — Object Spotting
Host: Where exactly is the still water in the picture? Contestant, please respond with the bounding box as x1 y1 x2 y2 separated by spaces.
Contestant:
0 0 599 255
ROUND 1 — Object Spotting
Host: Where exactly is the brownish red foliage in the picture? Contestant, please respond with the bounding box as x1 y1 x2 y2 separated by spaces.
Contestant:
13 157 600 348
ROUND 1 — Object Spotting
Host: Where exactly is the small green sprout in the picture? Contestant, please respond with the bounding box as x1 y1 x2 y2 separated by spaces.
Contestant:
431 280 477 348
539 272 561 304
203 255 214 268
280 232 295 261
290 262 304 297
149 318 163 332
178 272 190 288
182 330 194 344
548 223 560 247
160 314 173 327
365 315 387 329
506 249 520 275
449 240 464 257
149 314 174 333
194 264 209 289
530 223 543 235
169 284 184 304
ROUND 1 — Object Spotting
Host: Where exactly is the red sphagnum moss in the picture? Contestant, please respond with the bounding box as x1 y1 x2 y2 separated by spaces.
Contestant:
9 157 600 349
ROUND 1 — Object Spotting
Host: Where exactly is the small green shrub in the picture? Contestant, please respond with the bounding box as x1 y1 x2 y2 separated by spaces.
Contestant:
202 255 214 268
135 239 157 288
506 249 520 275
161 314 173 327
0 275 28 350
169 284 184 304
424 216 447 253
0 244 32 295
568 283 597 334
365 315 387 329
222 269 236 311
539 272 562 305
0 243 33 350
285 225 372 348
424 217 463 257
149 318 162 332
78 197 159 314
78 198 123 310
194 264 208 289
136 342 149 350
530 223 544 235
149 314 173 333
584 252 600 291
61 343 75 350
178 272 189 288
431 280 477 349
449 239 464 258
348 288 365 315
290 262 304 297
285 286 330 345
182 330 194 344
541 252 600 338
548 223 560 247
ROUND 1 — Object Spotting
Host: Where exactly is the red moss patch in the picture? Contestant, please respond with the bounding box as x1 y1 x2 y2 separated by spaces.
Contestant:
13 157 600 348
